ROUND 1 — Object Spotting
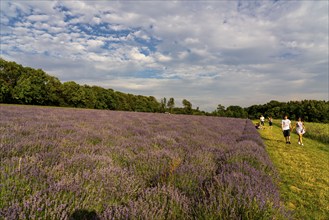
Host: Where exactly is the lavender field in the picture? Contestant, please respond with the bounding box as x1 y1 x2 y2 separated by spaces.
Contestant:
0 105 288 219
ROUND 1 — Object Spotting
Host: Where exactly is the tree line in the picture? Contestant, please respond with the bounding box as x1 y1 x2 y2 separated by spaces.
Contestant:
1 58 328 122
213 100 329 122
0 58 202 114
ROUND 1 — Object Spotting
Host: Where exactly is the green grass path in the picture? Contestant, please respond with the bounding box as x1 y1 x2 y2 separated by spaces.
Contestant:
257 122 329 219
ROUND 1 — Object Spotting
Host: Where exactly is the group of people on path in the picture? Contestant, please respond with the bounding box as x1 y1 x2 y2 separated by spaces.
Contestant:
281 115 306 145
256 114 306 146
255 115 273 129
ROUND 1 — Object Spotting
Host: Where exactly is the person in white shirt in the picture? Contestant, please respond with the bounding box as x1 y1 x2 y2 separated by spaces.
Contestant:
281 115 292 144
260 115 265 126
293 117 306 146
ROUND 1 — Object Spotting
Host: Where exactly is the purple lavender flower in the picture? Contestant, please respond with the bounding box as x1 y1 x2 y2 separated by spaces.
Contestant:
0 105 289 219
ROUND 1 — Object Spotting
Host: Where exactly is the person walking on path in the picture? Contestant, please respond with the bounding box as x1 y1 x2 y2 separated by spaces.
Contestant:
268 116 273 129
293 117 306 146
282 115 292 144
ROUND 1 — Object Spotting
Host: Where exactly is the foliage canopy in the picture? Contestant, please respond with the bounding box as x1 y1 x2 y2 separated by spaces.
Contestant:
1 58 328 122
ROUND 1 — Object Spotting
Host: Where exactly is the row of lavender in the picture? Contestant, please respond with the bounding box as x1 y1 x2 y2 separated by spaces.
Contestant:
0 105 288 219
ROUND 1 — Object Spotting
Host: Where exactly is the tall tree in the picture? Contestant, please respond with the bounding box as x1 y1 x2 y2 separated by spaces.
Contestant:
182 99 192 114
160 97 167 113
0 59 24 103
167 97 175 113
216 104 226 116
62 81 86 108
12 68 49 105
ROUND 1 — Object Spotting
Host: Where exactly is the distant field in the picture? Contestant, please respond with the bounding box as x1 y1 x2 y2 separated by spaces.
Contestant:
302 121 329 145
0 105 288 219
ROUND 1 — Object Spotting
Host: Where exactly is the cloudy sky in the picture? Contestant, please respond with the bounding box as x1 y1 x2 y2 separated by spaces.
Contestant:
1 0 328 111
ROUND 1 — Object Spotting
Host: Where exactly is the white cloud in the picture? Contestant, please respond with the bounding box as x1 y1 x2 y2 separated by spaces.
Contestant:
88 53 108 62
184 37 200 45
1 0 328 111
27 14 50 22
154 52 172 63
129 47 154 64
86 39 104 50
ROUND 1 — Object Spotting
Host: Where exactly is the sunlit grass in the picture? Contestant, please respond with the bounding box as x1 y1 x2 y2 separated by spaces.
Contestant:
303 121 329 145
257 120 329 219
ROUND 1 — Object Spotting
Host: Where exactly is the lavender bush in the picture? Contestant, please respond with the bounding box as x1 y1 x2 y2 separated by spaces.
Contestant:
0 105 288 219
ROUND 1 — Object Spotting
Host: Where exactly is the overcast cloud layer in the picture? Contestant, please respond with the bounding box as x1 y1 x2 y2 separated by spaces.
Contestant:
1 0 328 111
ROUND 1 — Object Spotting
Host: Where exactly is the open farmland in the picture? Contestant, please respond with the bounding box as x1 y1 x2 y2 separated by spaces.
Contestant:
0 105 288 219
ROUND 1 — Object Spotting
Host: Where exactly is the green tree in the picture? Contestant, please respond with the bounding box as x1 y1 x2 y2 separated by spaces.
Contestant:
135 95 148 112
147 96 160 112
62 81 86 108
0 59 25 103
182 99 192 114
216 104 226 116
226 105 248 118
106 89 118 110
266 106 282 119
90 86 117 110
44 75 64 106
12 68 49 105
82 85 97 109
167 97 175 113
160 97 167 113
115 92 132 111
0 79 10 103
